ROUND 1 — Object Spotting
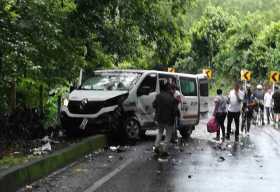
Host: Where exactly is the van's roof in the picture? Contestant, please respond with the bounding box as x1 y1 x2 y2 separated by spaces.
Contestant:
95 69 206 78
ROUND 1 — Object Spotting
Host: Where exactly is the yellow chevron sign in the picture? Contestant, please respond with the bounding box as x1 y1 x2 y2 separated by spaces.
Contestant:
167 67 176 73
270 71 280 83
202 69 212 79
241 70 252 81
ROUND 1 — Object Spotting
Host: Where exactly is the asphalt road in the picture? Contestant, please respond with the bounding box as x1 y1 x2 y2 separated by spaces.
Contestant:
19 114 280 192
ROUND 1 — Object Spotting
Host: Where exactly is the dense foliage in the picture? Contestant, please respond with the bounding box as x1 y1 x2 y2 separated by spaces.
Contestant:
1 0 280 115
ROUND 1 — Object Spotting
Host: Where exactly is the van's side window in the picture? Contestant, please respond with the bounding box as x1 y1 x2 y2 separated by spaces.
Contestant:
180 77 197 96
200 80 209 96
139 74 157 93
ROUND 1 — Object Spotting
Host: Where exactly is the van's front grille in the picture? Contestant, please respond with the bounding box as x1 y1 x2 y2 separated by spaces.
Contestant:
68 100 103 114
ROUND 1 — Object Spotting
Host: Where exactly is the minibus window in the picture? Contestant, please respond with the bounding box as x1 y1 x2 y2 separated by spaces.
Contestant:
138 74 157 93
180 77 197 96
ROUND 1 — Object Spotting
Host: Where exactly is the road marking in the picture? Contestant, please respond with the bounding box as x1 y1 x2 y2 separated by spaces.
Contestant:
83 158 133 192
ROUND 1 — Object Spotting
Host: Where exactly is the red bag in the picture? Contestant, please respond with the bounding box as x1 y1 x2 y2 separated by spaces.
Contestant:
207 116 219 133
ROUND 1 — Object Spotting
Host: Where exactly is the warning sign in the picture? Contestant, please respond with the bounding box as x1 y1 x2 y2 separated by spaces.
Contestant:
202 69 212 79
241 70 252 81
270 71 280 83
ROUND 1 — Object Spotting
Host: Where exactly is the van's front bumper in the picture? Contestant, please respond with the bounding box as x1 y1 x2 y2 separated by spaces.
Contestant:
60 105 118 126
61 105 118 118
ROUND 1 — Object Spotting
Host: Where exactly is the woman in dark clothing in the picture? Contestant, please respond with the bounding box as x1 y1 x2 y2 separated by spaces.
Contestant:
213 89 227 142
241 88 256 135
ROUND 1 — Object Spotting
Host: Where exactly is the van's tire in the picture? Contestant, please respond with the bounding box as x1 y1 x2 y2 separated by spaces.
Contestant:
123 116 141 140
179 126 194 140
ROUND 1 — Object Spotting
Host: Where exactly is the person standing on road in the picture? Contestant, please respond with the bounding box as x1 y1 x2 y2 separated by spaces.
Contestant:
241 87 256 135
153 82 177 156
272 86 280 127
213 89 227 142
170 83 182 143
254 84 265 125
264 88 273 125
226 81 244 142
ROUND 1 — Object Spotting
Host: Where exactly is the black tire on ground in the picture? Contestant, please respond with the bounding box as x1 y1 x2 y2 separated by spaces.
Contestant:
123 116 141 141
179 126 194 140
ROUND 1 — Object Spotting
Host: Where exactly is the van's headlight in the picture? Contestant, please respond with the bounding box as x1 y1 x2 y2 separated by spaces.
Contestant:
63 98 69 107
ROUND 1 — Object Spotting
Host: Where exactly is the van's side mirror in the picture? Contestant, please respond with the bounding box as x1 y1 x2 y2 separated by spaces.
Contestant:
137 86 151 96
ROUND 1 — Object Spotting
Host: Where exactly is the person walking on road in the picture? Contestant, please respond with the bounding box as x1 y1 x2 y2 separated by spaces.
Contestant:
272 86 280 128
213 89 227 142
264 88 273 125
241 87 256 135
226 82 244 142
170 83 182 143
153 82 177 157
254 84 265 125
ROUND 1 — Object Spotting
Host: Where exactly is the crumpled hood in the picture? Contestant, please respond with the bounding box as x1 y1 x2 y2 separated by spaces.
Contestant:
69 90 128 101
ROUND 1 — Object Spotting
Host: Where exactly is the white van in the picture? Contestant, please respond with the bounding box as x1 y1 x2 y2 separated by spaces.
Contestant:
60 70 208 140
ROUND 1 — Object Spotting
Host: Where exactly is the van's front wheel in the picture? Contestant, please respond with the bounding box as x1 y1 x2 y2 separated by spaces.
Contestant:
124 117 141 140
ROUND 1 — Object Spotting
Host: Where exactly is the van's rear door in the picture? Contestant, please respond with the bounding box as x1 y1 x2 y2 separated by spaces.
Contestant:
179 76 200 125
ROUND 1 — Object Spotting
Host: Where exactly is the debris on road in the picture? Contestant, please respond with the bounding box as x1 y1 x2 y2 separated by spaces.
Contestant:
85 153 94 161
41 136 59 144
188 175 192 179
158 158 168 163
218 156 225 162
109 146 129 153
94 149 105 155
24 185 32 192
109 146 119 152
253 154 263 158
32 142 52 155
108 155 114 159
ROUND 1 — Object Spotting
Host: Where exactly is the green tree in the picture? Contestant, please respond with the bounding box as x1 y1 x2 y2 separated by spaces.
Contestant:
189 6 232 71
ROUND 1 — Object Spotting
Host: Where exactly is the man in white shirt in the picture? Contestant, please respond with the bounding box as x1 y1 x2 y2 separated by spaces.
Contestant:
226 82 244 142
264 89 273 124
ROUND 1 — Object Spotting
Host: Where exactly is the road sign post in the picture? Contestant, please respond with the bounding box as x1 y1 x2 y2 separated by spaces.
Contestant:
241 70 252 81
167 67 176 73
269 71 280 93
241 70 252 91
202 69 212 79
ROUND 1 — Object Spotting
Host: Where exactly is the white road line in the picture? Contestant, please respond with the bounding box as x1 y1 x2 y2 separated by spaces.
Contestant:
83 158 133 192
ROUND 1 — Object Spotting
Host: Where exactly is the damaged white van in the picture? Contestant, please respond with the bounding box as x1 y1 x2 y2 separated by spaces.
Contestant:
60 70 208 140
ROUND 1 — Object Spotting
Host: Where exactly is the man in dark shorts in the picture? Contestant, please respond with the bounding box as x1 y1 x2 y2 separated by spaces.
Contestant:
272 86 280 127
153 82 177 157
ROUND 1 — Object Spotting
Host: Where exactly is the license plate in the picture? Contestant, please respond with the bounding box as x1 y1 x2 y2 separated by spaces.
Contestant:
79 118 88 130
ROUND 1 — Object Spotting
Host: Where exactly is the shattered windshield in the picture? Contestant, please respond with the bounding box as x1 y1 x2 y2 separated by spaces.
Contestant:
80 72 142 91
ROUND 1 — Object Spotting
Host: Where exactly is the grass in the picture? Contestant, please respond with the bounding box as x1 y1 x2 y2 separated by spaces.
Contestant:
0 154 38 169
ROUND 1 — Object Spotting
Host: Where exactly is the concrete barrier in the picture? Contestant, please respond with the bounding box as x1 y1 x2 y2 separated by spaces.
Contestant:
0 135 107 192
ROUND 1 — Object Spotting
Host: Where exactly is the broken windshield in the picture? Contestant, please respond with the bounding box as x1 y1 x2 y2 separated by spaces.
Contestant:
80 72 142 91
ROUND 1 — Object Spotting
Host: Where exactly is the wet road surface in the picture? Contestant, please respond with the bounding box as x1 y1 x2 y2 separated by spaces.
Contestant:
19 116 280 192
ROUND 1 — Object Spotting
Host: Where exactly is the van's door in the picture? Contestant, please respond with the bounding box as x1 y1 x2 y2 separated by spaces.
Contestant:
136 73 158 125
199 77 209 113
179 76 200 125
